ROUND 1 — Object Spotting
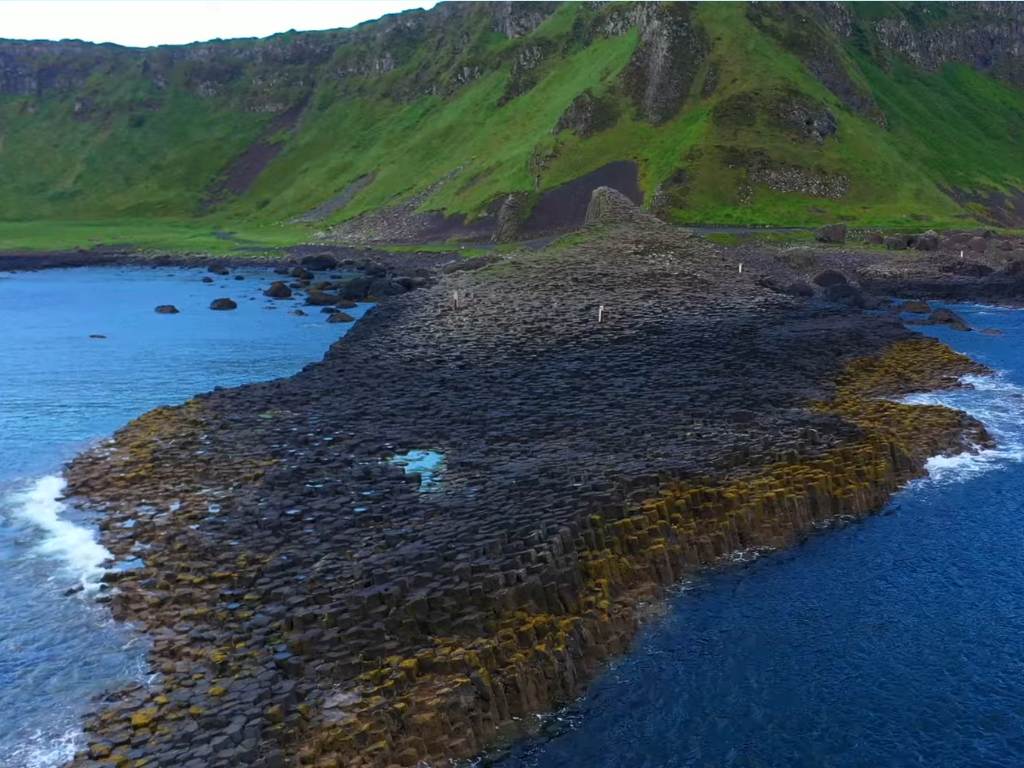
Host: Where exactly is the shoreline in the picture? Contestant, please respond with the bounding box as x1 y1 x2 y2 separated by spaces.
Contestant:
56 217 1022 767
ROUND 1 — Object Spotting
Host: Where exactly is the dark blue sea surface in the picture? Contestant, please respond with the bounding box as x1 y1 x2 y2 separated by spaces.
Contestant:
493 304 1024 768
0 266 369 767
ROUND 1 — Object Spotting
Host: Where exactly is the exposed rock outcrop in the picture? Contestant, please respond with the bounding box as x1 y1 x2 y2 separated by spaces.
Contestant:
621 3 709 124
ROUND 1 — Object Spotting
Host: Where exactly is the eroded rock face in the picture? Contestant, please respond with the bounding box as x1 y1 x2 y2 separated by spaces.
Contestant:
554 89 618 138
493 192 530 243
871 2 1024 88
622 3 709 124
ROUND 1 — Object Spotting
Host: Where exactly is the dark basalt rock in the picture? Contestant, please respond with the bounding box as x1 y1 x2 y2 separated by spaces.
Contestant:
208 264 230 276
824 282 864 307
813 269 848 288
209 298 237 310
202 276 214 283
900 300 931 314
784 280 815 298
264 282 292 299
928 308 971 332
884 235 912 251
939 261 993 278
305 289 341 306
300 254 338 271
913 230 939 251
155 304 180 314
290 266 313 280
816 223 847 244
326 311 355 324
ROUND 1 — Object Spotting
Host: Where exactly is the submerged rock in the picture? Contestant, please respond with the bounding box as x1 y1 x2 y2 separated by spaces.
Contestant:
209 298 237 311
327 311 355 323
208 264 229 276
154 305 180 314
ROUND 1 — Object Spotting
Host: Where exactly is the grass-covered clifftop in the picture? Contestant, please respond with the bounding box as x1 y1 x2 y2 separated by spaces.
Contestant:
2 1 1024 252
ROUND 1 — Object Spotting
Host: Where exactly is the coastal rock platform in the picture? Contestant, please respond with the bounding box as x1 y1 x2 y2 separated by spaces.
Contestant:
65 219 988 768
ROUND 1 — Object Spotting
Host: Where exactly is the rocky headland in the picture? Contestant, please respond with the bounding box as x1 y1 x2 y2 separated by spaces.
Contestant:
62 197 1024 768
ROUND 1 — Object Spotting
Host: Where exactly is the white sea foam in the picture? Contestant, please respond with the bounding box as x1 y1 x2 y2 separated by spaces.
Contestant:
903 372 1024 484
8 475 112 589
9 727 81 768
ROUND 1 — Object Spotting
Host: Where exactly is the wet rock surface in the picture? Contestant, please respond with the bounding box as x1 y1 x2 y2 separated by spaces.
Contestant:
63 220 993 768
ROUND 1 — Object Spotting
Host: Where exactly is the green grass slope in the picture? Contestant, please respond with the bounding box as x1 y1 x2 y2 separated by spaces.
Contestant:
1 1 1023 253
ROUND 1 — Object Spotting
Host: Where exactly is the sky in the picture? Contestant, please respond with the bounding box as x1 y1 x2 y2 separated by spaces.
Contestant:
2 1 440 47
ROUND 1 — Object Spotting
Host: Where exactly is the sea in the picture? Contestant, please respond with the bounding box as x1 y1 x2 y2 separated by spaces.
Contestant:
0 265 369 767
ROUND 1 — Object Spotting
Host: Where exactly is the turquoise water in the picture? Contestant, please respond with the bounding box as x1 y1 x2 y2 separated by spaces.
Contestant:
493 305 1024 768
0 266 369 767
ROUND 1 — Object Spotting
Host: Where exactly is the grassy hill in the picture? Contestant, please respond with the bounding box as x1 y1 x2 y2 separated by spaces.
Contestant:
2 1 1023 252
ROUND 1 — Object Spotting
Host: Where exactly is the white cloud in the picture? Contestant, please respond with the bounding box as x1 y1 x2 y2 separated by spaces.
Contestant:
1 1 439 47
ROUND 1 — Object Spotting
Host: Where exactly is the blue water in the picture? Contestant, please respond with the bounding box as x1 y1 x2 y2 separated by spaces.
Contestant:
0 266 369 767
493 304 1024 768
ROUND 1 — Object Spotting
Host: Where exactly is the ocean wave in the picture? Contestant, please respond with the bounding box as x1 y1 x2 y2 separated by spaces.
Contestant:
903 372 1024 484
7 727 81 768
7 474 111 590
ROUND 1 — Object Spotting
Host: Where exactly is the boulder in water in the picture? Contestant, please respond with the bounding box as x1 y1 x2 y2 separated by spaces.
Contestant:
306 289 341 306
327 311 355 324
154 305 180 314
928 308 971 332
264 282 292 299
208 264 230 276
210 298 237 311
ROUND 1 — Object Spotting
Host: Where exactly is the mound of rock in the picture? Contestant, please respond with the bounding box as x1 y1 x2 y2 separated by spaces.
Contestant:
209 298 237 311
584 186 660 228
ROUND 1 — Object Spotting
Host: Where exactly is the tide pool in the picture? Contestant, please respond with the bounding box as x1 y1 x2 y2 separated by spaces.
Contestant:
0 265 369 767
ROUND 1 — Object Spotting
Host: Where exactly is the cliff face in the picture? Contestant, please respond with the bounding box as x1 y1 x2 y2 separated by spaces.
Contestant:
1 1 1023 230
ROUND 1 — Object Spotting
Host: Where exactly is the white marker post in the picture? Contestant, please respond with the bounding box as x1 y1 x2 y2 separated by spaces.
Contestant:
598 304 605 323
960 250 964 259
738 262 743 274
452 290 460 310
